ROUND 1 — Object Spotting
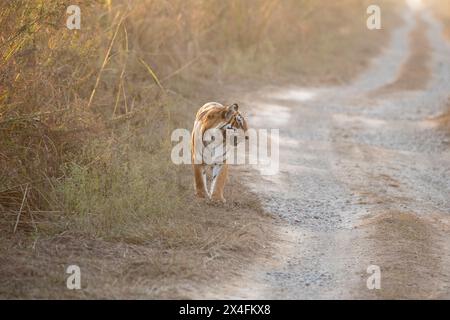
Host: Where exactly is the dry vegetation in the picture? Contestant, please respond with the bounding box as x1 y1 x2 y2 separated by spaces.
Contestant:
1 0 397 298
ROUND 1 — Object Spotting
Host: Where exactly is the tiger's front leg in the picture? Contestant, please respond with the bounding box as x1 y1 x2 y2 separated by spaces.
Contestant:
193 164 209 198
210 164 228 203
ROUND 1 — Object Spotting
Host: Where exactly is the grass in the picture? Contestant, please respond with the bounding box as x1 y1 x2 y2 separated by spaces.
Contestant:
0 0 399 298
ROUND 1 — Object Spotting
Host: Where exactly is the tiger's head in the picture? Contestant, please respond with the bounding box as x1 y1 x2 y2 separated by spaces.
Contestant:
219 103 249 146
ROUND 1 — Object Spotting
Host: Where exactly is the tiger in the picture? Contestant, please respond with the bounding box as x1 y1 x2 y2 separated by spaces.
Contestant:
191 102 248 202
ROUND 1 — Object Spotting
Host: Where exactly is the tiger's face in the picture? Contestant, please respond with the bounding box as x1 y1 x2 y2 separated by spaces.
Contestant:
220 103 248 146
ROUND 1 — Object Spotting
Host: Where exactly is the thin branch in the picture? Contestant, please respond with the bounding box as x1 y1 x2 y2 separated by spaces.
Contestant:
26 200 38 233
139 57 165 91
13 184 29 233
87 13 125 109
113 25 129 117
160 54 205 83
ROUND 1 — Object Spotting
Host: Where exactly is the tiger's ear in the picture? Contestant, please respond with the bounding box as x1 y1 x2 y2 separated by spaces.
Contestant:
229 103 239 111
223 103 239 120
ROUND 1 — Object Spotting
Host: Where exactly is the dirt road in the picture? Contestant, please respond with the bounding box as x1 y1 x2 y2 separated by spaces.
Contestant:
231 7 450 299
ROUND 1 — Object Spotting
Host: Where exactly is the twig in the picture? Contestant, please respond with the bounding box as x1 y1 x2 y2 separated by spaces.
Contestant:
0 107 70 125
166 89 197 106
139 58 165 91
122 80 128 114
26 200 38 233
13 184 28 233
87 13 125 109
160 54 205 83
113 25 129 117
141 53 211 92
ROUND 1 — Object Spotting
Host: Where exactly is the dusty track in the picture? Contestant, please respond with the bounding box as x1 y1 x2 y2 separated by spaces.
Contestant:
224 7 450 299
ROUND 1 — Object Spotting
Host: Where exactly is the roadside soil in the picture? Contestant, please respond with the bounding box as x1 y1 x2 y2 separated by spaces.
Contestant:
0 180 276 299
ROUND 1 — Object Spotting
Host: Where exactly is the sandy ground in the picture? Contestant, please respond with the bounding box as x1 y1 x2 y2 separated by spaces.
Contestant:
210 6 450 299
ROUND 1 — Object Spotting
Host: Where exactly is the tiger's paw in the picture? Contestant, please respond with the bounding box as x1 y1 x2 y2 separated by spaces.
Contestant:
195 191 208 199
210 194 226 203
